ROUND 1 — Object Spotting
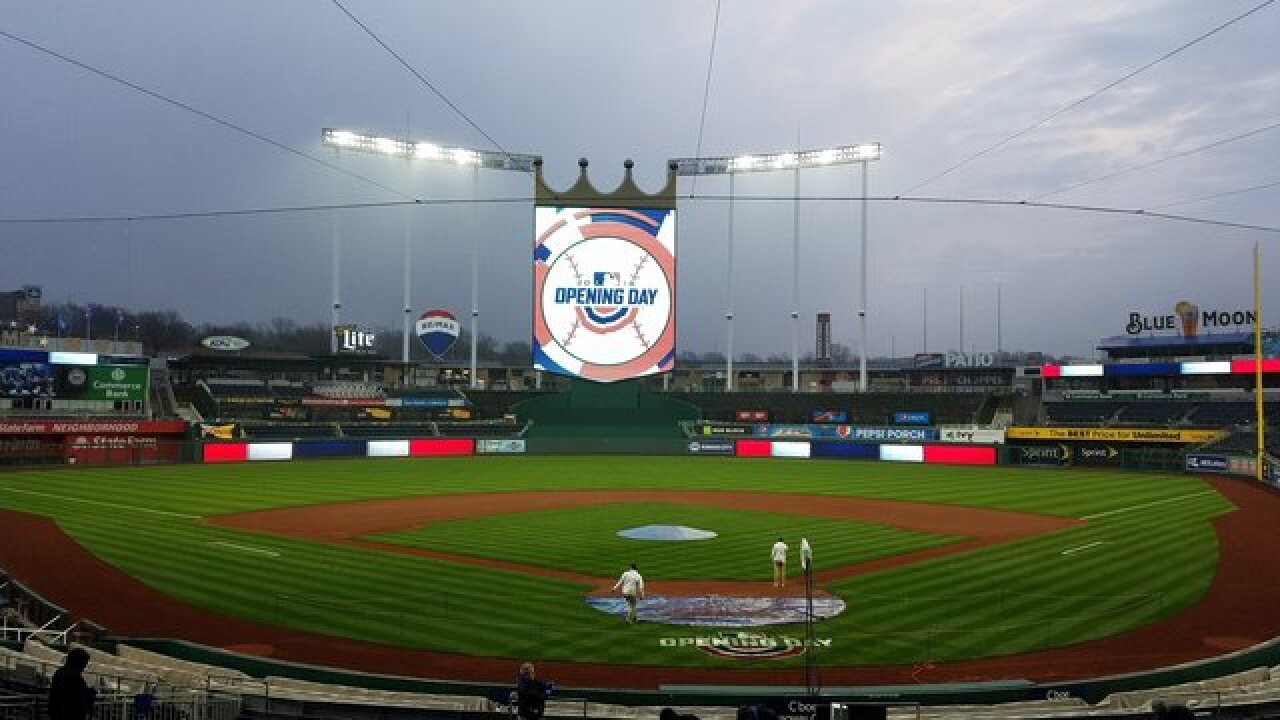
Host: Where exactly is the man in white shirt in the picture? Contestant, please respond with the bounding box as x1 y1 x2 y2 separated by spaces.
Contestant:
771 538 788 588
612 563 645 623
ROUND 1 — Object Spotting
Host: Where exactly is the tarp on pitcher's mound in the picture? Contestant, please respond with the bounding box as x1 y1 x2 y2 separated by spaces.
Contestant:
586 595 846 627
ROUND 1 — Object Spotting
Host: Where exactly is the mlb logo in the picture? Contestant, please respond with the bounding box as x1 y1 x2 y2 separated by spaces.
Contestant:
593 271 621 286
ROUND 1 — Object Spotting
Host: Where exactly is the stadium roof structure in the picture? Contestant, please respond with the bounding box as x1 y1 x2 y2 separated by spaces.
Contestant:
1096 332 1254 350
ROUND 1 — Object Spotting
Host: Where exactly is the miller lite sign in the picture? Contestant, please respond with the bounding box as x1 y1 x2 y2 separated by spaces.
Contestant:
533 207 676 382
416 309 460 358
334 325 377 354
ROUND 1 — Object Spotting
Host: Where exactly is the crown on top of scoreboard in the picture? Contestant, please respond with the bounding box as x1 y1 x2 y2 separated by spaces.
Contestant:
534 158 677 210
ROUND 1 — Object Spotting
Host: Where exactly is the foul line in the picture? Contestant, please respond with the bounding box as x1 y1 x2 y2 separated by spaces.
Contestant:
207 541 280 558
0 486 199 519
1061 541 1106 556
1080 490 1217 521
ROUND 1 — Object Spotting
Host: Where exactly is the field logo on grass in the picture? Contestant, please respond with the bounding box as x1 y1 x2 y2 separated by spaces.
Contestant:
659 631 828 660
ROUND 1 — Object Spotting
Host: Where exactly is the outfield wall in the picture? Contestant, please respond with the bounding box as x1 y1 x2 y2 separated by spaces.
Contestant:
195 437 997 466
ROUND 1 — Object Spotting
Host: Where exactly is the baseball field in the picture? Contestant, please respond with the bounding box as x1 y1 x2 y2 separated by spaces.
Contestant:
2 456 1278 689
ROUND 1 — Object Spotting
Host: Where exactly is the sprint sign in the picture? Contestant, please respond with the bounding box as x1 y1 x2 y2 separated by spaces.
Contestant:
533 207 676 382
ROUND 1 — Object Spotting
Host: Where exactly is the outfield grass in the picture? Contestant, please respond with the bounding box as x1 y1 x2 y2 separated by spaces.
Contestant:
368 502 960 580
0 457 1235 669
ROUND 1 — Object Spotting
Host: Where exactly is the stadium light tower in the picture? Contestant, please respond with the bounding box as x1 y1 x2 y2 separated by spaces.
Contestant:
322 129 540 387
674 143 881 392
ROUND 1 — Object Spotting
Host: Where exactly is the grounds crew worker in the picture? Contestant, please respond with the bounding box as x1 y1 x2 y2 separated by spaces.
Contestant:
612 563 645 623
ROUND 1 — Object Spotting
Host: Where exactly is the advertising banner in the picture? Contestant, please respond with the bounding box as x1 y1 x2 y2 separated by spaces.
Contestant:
200 423 237 440
2 364 148 401
750 425 940 442
735 439 773 457
907 369 1012 388
1006 427 1223 444
292 440 366 459
1185 454 1229 473
699 423 753 436
811 443 878 459
533 207 676 383
893 411 932 426
1228 455 1258 477
923 445 997 465
367 440 410 457
477 439 527 454
203 443 248 463
735 410 768 422
63 433 182 466
771 441 811 458
1013 444 1069 466
811 409 849 424
880 445 924 463
301 397 387 407
939 427 1006 444
686 440 735 455
415 309 460 358
70 366 148 401
247 442 293 461
0 420 186 435
1071 444 1122 466
913 353 944 368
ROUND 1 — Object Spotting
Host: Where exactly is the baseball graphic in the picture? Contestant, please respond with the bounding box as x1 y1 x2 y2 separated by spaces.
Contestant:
533 208 676 382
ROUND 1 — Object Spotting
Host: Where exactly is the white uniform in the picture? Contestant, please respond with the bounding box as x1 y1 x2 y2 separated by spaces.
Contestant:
613 569 644 597
771 541 788 564
771 540 788 588
612 568 645 623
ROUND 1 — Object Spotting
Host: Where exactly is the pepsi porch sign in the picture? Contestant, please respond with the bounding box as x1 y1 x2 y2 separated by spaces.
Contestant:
532 207 676 383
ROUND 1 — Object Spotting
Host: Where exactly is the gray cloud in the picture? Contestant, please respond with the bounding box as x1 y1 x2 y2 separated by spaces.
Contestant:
1 0 1277 359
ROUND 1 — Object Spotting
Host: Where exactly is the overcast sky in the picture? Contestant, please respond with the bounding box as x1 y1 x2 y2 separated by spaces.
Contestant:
2 1 1278 358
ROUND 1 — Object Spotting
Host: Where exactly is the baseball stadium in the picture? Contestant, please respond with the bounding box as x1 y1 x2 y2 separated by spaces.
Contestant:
5 4 1280 720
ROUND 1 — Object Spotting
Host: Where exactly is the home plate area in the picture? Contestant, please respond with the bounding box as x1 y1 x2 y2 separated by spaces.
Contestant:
585 594 846 627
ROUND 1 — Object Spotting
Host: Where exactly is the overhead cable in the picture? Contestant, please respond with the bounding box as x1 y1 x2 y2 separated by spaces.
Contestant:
330 0 512 158
1032 119 1280 201
899 0 1278 195
689 0 724 195
0 27 416 201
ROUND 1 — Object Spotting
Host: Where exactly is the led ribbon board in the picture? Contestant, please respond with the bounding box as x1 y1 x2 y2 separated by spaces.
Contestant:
533 207 676 382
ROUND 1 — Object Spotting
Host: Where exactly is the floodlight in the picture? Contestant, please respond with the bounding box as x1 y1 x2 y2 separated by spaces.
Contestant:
321 128 540 172
672 139 882 394
672 142 880 176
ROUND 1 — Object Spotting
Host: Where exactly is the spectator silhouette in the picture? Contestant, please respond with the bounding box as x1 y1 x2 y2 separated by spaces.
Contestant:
48 647 95 720
516 662 548 720
1151 699 1195 720
737 705 778 720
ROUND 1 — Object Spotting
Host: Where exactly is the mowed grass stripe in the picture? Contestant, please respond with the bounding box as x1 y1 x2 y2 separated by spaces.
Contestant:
369 502 958 580
0 459 1238 667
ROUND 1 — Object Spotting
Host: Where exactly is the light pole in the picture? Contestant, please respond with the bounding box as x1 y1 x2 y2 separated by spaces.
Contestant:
674 142 881 392
726 171 736 391
322 129 539 384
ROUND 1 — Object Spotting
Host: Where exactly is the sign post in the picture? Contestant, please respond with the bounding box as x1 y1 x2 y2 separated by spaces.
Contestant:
801 537 818 695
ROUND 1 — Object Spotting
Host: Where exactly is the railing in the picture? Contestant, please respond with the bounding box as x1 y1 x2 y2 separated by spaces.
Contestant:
0 696 38 720
1 613 76 646
92 691 241 720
